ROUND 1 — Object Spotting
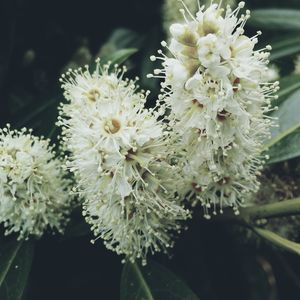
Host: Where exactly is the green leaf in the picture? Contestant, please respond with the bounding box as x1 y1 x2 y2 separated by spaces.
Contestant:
264 89 300 162
274 74 300 107
248 9 300 31
254 228 300 256
120 261 199 300
267 128 300 163
15 98 58 128
0 240 34 300
101 48 138 67
269 34 300 61
105 28 140 49
98 28 142 57
264 78 300 163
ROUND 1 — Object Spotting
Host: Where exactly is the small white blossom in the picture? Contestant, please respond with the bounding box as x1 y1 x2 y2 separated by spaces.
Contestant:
162 0 237 37
0 125 72 239
84 162 188 265
262 64 279 82
149 2 279 217
58 61 189 263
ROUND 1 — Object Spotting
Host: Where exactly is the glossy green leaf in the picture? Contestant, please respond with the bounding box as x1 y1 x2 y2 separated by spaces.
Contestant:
264 89 300 162
120 261 199 300
275 74 300 107
0 240 34 300
267 128 300 164
15 98 58 128
98 28 142 58
101 48 138 67
269 35 300 61
254 228 300 256
248 9 300 31
263 78 300 163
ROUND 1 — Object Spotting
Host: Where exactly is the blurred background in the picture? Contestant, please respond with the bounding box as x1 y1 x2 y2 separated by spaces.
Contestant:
1 0 300 299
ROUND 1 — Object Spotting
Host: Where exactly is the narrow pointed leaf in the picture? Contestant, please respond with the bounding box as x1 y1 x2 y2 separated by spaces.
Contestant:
120 261 199 300
269 35 300 60
99 28 142 57
0 240 34 300
15 98 58 128
274 74 300 107
101 48 138 67
267 128 300 163
264 89 300 162
248 9 300 31
254 228 300 256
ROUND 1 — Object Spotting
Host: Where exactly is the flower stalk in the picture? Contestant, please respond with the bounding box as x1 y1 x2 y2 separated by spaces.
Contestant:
207 197 300 225
241 197 300 220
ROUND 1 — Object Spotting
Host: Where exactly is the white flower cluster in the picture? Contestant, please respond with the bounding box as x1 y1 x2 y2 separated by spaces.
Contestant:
163 0 199 35
162 0 237 37
262 64 279 82
0 126 72 239
148 2 279 218
58 61 189 264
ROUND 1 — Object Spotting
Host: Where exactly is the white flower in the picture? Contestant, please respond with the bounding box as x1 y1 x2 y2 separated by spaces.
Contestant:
0 125 72 239
60 62 144 111
149 2 279 216
197 34 226 68
59 96 166 200
162 0 237 38
162 0 199 36
58 60 189 263
84 161 189 265
262 64 279 82
164 58 190 88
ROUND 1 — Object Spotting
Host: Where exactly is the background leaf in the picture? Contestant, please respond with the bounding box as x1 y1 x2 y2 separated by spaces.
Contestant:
274 74 300 107
120 261 199 300
15 97 58 128
269 34 300 61
269 88 300 141
267 127 300 163
98 28 142 57
249 9 300 31
88 48 138 75
100 48 138 68
0 240 34 300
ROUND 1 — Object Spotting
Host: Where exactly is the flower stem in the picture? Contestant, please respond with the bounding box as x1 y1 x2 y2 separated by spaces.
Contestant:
240 197 300 220
205 197 300 226
253 227 300 256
